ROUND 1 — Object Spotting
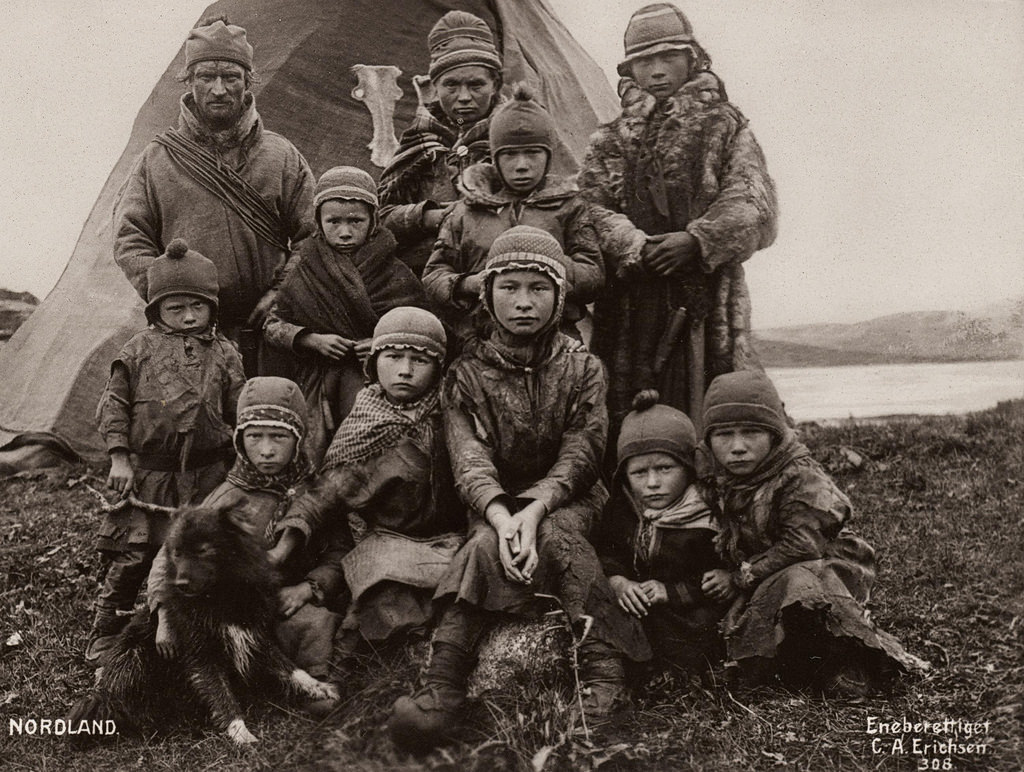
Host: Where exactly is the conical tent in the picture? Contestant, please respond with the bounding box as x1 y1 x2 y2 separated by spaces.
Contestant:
0 0 616 470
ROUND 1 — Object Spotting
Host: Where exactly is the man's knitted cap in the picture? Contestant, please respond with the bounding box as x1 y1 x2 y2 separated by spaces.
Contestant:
313 166 378 211
233 377 308 455
702 371 788 441
617 3 696 76
616 390 697 478
367 307 447 381
185 19 254 72
428 11 502 81
489 83 554 157
145 239 219 321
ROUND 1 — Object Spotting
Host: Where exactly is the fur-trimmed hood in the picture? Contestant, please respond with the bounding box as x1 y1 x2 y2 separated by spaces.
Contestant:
457 162 579 209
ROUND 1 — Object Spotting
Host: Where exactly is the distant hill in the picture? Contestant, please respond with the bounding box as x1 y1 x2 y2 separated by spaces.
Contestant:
756 298 1024 367
0 288 39 340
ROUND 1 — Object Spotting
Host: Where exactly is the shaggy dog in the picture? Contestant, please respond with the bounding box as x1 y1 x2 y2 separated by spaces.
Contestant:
67 504 339 745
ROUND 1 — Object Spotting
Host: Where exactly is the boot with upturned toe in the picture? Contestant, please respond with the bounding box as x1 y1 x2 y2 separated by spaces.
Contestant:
389 640 475 751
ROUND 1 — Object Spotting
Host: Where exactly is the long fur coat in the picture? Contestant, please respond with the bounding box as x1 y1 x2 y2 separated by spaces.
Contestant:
577 73 778 431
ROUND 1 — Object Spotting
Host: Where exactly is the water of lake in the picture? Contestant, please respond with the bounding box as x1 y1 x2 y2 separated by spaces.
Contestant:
766 360 1024 422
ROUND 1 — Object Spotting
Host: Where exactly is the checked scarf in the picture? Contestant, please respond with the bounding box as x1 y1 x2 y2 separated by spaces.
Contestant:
321 384 440 468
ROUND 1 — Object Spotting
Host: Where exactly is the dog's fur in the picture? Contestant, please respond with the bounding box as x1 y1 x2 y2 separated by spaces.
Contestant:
67 504 338 745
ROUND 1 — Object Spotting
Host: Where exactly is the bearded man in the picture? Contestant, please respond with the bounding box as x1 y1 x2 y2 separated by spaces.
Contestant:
114 17 314 375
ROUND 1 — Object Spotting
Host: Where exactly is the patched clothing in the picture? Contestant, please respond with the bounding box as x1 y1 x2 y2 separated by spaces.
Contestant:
95 326 244 550
701 435 929 675
578 74 778 433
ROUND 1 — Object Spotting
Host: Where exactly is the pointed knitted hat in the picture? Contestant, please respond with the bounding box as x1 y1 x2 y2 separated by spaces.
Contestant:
616 389 698 477
489 83 554 157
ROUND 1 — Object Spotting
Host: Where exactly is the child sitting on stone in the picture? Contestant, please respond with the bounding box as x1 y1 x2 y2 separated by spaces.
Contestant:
421 84 603 343
88 239 244 663
698 371 929 696
595 389 727 676
264 166 426 464
389 226 649 751
147 376 350 688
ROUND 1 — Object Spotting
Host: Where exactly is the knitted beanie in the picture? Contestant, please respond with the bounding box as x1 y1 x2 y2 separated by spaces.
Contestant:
489 83 554 158
617 3 696 76
482 226 567 333
428 11 502 81
145 238 219 322
366 307 447 382
616 390 697 478
313 166 378 211
483 225 567 284
702 371 788 441
185 19 254 72
233 376 307 456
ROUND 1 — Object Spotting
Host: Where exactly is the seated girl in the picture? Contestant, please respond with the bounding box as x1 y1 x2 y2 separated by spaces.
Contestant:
698 371 929 696
272 307 465 662
389 226 650 751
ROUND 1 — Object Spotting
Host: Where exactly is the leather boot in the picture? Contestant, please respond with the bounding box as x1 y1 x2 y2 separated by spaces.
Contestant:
84 606 130 665
302 627 361 720
576 642 629 729
389 602 488 751
389 641 474 751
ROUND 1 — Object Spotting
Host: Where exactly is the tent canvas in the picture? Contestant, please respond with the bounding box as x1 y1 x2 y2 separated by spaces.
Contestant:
0 0 616 469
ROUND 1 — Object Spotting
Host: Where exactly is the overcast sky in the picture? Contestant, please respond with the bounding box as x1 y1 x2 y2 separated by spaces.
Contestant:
0 0 1021 329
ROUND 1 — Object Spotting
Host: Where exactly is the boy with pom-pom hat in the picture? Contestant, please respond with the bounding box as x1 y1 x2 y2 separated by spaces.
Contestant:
88 239 245 664
592 389 728 676
422 83 604 344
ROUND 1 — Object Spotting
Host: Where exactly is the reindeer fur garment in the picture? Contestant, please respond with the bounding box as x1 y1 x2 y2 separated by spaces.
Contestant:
577 73 778 427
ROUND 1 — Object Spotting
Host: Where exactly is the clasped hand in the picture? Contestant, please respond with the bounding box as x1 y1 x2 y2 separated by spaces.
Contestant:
642 231 700 276
489 501 545 585
610 576 668 617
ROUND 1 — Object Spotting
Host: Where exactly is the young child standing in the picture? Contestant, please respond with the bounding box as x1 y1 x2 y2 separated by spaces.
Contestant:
264 166 426 464
89 239 244 662
390 226 649 751
421 84 603 343
699 371 929 696
595 389 726 675
272 307 465 658
147 376 350 685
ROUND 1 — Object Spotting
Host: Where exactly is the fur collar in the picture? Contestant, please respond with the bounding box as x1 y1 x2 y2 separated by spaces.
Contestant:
457 163 578 208
178 92 260 150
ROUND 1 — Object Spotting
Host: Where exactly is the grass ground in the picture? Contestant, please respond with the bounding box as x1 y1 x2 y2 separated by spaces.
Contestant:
2 401 1022 771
